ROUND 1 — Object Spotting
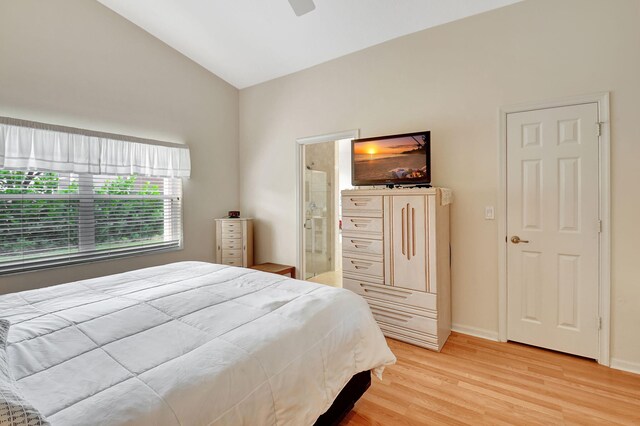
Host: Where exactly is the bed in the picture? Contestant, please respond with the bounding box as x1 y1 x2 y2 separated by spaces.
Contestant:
0 261 395 425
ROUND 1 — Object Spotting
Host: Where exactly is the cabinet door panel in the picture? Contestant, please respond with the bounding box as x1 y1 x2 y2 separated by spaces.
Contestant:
389 195 428 291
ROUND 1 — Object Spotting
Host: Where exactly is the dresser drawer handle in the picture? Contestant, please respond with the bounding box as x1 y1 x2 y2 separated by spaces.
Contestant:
350 260 372 267
371 309 411 323
350 219 371 223
350 239 371 245
361 283 411 295
349 239 374 250
350 197 372 202
373 312 409 323
363 288 408 299
370 306 412 318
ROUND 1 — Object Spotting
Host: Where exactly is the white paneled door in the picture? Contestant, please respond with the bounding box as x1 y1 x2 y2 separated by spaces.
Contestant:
506 103 600 359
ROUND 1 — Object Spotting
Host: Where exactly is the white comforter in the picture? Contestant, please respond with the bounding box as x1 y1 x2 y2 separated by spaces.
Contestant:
0 261 395 425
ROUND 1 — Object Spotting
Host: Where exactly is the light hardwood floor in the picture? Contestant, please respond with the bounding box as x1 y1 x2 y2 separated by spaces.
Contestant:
307 269 342 287
342 333 640 425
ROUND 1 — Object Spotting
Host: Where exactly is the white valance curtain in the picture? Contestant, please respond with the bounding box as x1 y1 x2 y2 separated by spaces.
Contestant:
0 117 191 178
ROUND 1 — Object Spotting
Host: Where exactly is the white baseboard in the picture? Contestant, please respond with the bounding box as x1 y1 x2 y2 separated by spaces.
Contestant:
451 324 499 342
610 358 640 375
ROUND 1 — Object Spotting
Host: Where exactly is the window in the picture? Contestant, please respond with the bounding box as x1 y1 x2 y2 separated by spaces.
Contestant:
0 169 182 274
0 116 190 274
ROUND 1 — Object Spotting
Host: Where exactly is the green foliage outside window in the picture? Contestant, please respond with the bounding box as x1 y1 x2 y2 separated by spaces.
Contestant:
0 170 165 258
94 175 164 247
0 170 78 256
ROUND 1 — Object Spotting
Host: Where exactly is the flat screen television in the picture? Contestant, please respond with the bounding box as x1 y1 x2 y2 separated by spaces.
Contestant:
351 131 431 187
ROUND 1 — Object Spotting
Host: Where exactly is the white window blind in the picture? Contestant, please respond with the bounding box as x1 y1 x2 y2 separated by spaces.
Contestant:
0 170 182 274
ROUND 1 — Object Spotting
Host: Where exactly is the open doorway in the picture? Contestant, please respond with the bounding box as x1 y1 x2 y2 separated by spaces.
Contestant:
296 130 358 287
303 141 337 282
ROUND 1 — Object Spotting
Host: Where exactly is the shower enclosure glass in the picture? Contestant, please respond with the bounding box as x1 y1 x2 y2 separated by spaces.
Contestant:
303 142 336 279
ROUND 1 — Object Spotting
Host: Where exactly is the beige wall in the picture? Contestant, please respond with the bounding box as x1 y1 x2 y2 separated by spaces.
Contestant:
239 0 640 366
0 0 239 294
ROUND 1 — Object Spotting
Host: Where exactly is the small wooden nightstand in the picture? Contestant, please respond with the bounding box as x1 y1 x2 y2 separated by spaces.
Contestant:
250 263 296 279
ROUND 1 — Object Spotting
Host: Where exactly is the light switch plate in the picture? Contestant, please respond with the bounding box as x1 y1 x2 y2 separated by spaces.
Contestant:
485 206 495 220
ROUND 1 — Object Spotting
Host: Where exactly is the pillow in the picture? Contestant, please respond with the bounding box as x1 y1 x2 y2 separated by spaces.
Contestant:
0 319 50 426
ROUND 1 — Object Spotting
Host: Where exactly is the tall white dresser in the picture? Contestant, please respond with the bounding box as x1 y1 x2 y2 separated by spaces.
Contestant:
341 188 451 351
215 218 254 267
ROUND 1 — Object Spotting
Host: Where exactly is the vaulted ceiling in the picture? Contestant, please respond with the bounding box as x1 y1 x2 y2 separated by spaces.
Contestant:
98 0 522 89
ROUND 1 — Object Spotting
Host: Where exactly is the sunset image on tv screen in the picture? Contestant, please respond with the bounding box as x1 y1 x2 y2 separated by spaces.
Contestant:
353 134 428 183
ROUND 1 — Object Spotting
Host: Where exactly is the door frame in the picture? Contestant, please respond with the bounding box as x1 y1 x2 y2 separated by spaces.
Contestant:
497 92 611 365
295 129 359 280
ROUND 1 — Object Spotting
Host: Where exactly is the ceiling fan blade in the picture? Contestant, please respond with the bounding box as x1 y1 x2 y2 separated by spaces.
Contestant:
288 0 316 16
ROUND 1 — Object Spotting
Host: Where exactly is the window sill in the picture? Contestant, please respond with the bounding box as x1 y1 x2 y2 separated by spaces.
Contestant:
0 242 183 276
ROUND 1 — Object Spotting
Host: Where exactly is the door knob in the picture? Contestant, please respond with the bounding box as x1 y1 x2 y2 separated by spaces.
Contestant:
511 236 530 244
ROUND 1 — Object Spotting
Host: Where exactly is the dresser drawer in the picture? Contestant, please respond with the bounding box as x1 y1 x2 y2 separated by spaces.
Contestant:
377 323 440 351
221 228 243 238
221 239 242 250
342 236 383 256
342 195 382 216
222 257 242 266
343 278 436 311
367 301 437 336
342 217 383 234
221 221 242 231
222 249 242 258
343 257 383 278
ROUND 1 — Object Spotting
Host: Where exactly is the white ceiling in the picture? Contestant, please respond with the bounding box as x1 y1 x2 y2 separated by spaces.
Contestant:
97 0 521 89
